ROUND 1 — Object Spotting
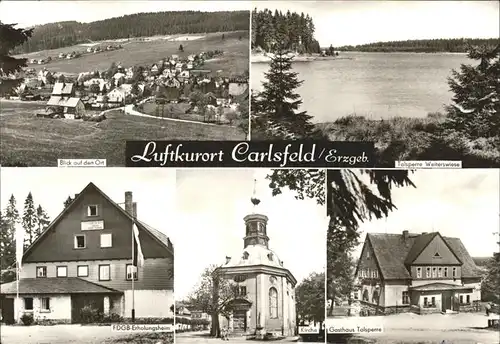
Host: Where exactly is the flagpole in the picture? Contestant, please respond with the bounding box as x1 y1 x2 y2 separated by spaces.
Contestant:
16 261 19 323
132 221 135 322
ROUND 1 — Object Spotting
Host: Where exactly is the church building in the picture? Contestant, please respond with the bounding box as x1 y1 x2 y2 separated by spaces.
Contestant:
213 189 297 339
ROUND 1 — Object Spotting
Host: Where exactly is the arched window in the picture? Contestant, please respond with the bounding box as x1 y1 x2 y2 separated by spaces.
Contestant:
362 289 369 302
372 290 379 304
269 287 278 319
242 251 249 260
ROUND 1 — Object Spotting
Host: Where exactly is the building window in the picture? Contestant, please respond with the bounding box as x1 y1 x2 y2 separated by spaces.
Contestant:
126 264 138 281
99 265 110 281
238 286 247 296
444 267 448 277
100 233 112 248
431 297 435 307
434 252 441 258
466 295 470 304
56 266 67 277
74 235 86 249
87 205 99 217
432 267 437 278
426 267 431 278
366 250 370 259
77 265 89 277
267 253 274 261
269 287 278 319
40 297 50 312
416 267 422 278
452 267 457 277
36 266 47 278
438 267 442 278
423 297 428 307
24 298 33 310
402 291 409 304
242 251 249 260
367 268 370 277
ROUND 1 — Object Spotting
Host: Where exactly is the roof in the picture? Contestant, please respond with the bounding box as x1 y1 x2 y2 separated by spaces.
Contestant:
409 282 475 292
52 82 74 95
47 96 82 107
22 182 174 261
0 278 122 295
224 244 284 269
363 232 481 280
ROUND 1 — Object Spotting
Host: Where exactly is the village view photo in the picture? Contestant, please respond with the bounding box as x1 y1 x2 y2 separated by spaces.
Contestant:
251 1 500 167
173 169 327 343
0 1 250 167
325 169 500 344
0 168 176 344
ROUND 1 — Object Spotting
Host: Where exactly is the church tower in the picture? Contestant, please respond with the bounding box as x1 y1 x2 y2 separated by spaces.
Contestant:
243 179 270 248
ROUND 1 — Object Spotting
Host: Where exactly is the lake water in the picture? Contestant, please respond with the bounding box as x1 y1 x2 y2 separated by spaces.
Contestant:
251 52 471 122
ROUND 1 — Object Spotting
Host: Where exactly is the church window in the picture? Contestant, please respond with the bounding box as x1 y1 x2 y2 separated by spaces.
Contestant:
242 251 249 260
426 267 431 278
269 287 278 318
267 253 273 261
434 252 441 258
416 267 422 278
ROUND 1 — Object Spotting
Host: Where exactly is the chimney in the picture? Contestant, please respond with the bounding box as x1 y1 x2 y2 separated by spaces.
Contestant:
125 191 133 216
225 256 231 264
403 230 409 240
132 202 137 218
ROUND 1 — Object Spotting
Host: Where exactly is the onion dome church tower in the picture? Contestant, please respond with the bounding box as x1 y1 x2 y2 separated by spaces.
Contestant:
213 179 297 339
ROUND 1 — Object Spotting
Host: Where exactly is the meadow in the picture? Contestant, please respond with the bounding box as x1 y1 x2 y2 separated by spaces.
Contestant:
19 31 249 77
0 104 245 167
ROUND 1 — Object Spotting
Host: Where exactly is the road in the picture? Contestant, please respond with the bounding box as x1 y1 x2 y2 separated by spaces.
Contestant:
0 324 131 344
326 312 499 344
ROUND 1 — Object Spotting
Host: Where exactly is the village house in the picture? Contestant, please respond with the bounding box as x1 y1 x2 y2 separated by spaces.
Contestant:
37 69 53 84
107 84 133 104
46 97 86 119
151 64 159 74
354 231 482 315
229 81 249 97
0 183 174 324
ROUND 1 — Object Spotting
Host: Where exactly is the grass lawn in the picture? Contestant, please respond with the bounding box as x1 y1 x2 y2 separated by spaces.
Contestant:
104 332 173 344
18 31 249 77
139 102 239 125
315 113 500 167
0 110 245 167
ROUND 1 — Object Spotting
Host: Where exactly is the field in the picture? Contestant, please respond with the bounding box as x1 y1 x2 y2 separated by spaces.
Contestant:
0 101 245 167
18 31 249 77
315 113 500 167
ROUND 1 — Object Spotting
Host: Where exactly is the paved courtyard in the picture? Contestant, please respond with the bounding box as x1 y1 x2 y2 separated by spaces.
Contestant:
175 331 306 343
327 312 499 344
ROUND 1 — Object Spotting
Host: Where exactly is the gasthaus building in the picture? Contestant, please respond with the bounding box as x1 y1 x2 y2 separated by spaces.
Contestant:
0 183 174 324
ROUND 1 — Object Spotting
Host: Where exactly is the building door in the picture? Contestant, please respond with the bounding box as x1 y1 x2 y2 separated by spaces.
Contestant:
71 294 104 323
232 310 246 332
1 298 15 324
442 292 452 312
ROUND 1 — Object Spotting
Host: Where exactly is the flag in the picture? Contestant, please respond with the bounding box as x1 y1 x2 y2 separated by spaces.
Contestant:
15 222 25 271
132 223 144 267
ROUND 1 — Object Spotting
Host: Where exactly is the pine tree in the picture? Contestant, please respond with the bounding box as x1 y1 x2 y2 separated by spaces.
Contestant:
35 205 50 237
179 44 184 52
22 192 37 248
0 211 16 283
445 44 500 139
252 38 315 139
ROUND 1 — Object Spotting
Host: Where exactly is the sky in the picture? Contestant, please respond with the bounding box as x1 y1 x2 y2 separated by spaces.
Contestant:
255 1 500 47
352 169 500 258
174 169 327 300
0 1 250 28
0 168 176 243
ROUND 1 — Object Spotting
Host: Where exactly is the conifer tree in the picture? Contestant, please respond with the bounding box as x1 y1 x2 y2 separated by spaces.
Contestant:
445 45 500 139
35 205 50 237
252 38 315 139
22 192 37 248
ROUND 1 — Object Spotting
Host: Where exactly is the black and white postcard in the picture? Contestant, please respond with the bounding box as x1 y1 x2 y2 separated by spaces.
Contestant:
0 168 176 344
326 169 500 343
0 1 250 167
173 169 327 343
251 1 500 167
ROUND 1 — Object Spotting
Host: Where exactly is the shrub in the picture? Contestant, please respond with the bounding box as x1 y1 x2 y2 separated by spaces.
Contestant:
102 312 123 323
21 313 34 326
80 305 103 324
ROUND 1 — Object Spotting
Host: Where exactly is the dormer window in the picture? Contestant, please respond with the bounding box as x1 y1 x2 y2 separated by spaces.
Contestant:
366 250 370 259
242 251 249 260
87 205 99 217
267 253 274 261
433 252 441 258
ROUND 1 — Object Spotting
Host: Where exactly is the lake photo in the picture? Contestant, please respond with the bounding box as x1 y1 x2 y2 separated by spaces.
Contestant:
252 52 471 123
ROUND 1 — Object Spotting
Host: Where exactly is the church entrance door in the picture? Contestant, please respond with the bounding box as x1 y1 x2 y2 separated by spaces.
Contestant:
233 310 246 332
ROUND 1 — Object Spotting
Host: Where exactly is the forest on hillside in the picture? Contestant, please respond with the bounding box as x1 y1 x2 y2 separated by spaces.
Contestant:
12 10 250 54
336 38 499 53
251 8 321 54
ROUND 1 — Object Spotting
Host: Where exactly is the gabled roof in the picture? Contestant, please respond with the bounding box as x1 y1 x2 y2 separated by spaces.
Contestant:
47 96 82 107
362 232 480 280
22 182 173 261
52 82 74 95
0 277 122 295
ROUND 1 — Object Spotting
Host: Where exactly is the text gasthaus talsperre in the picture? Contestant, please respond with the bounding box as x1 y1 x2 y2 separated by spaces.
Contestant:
129 141 370 167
